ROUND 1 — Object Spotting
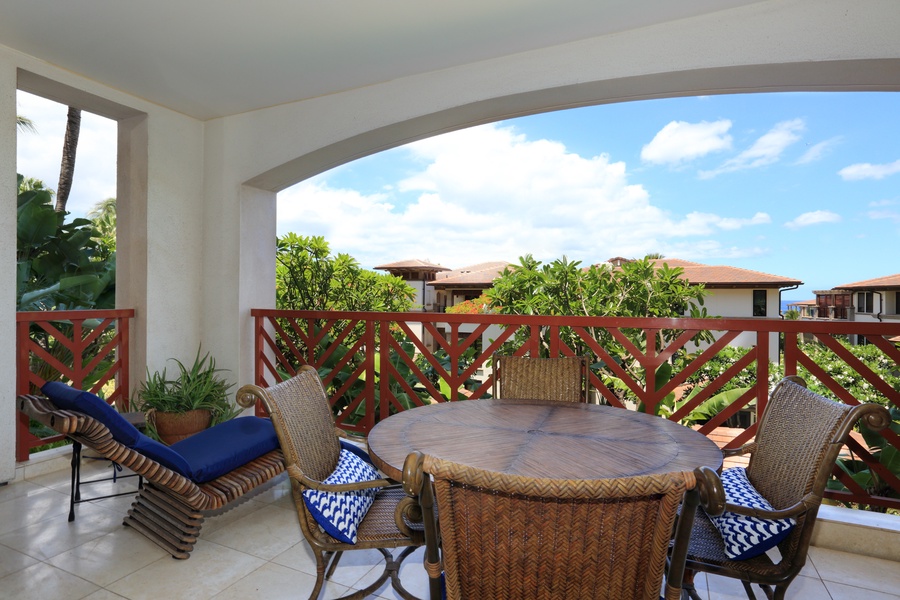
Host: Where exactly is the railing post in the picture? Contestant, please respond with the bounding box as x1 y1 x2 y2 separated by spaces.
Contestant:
117 314 132 410
16 318 34 462
783 329 799 378
368 320 380 429
756 329 770 420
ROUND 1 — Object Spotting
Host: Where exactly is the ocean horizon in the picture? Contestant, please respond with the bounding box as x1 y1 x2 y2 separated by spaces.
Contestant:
780 299 802 312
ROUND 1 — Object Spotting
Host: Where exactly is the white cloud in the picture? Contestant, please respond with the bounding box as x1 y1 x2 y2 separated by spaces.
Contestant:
866 208 900 223
784 210 842 229
640 120 732 165
794 137 842 165
838 159 900 180
278 123 772 269
661 240 768 261
699 119 805 179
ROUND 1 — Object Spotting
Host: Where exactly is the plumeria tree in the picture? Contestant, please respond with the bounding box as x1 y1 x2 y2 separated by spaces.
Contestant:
487 254 714 405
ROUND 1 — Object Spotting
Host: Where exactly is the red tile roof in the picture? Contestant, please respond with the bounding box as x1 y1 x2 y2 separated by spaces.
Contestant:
654 259 802 288
597 258 802 288
430 261 511 288
373 259 449 271
787 299 817 306
833 274 900 290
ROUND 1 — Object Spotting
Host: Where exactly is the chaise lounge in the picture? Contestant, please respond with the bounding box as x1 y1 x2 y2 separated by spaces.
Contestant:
19 382 287 559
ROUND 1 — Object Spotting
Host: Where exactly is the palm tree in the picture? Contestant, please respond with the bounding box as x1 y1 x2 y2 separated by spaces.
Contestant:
55 107 81 213
88 197 117 255
16 115 36 132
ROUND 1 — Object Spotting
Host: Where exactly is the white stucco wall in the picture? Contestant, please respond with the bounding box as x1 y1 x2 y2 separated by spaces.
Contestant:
691 288 784 359
3 52 208 479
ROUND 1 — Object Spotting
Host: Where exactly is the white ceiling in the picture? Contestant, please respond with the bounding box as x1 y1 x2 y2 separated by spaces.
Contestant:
0 0 763 120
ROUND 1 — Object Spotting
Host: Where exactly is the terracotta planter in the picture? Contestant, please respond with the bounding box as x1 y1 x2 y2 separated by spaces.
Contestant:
153 408 211 445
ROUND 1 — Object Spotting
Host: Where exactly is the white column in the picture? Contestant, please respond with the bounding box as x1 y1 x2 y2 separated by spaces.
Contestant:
0 62 18 481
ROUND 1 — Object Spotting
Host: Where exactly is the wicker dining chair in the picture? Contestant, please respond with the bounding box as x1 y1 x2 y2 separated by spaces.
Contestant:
492 353 588 402
402 450 706 600
238 366 424 600
683 376 891 600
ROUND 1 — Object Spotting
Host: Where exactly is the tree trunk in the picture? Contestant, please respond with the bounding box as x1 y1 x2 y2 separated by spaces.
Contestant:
55 106 82 213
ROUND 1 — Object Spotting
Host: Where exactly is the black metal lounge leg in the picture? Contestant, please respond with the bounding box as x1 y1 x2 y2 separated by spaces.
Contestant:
69 441 82 522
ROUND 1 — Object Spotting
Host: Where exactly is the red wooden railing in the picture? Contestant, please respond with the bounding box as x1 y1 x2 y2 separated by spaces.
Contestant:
252 309 900 510
16 309 134 462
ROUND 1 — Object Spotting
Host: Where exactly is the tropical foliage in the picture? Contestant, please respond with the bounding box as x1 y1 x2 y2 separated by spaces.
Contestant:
486 255 715 404
668 341 900 511
276 234 415 313
17 175 115 312
274 235 420 419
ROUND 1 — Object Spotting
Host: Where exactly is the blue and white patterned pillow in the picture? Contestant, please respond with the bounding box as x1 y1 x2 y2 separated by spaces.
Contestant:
302 448 379 544
708 467 796 560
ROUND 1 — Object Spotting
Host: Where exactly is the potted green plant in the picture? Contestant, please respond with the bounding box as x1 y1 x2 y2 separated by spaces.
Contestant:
135 347 240 444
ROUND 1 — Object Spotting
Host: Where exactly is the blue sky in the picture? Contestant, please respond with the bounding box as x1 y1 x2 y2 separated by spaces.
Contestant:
18 91 900 301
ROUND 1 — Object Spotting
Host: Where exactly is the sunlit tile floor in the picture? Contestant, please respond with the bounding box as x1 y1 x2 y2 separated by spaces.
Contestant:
2 457 899 600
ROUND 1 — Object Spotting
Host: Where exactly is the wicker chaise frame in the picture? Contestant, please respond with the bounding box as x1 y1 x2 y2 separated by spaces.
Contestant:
683 376 891 600
492 353 589 402
237 366 425 600
403 451 710 600
18 393 285 559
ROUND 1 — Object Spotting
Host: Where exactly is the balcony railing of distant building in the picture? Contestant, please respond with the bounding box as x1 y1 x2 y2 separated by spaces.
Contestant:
15 309 134 462
252 309 900 511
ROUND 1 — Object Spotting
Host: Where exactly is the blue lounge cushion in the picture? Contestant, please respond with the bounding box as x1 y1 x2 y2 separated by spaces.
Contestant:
708 467 796 560
41 381 141 447
170 416 279 483
302 448 379 544
132 433 194 477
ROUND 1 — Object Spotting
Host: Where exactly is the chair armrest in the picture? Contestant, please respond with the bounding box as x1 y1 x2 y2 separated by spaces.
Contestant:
236 384 269 412
286 464 394 493
693 466 817 520
723 493 819 520
722 441 757 458
694 466 727 516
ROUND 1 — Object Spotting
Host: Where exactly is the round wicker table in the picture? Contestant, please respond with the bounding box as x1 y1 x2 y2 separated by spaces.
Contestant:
367 398 723 482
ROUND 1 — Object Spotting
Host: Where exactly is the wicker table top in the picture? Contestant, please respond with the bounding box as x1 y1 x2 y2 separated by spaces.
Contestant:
367 398 723 482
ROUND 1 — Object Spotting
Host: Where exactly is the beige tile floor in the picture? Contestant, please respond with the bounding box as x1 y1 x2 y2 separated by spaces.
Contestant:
2 457 899 600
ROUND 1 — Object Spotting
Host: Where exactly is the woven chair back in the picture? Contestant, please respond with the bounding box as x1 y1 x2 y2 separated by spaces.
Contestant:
261 365 341 482
493 354 587 402
424 454 694 600
749 378 853 509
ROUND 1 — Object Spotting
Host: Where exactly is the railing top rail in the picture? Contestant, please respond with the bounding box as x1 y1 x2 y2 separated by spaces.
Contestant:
17 309 136 321
251 309 900 334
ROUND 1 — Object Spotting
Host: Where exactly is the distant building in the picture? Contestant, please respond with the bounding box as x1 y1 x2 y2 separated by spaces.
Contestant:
831 273 900 345
373 259 449 312
810 290 852 320
375 259 451 351
786 299 817 319
602 258 803 359
638 258 803 321
428 261 511 312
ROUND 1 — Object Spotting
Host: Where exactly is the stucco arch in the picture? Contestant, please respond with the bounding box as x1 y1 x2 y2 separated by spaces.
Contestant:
207 54 899 398
245 59 900 194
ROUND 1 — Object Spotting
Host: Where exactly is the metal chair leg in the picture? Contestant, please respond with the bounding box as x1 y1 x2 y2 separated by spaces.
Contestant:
68 441 82 522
